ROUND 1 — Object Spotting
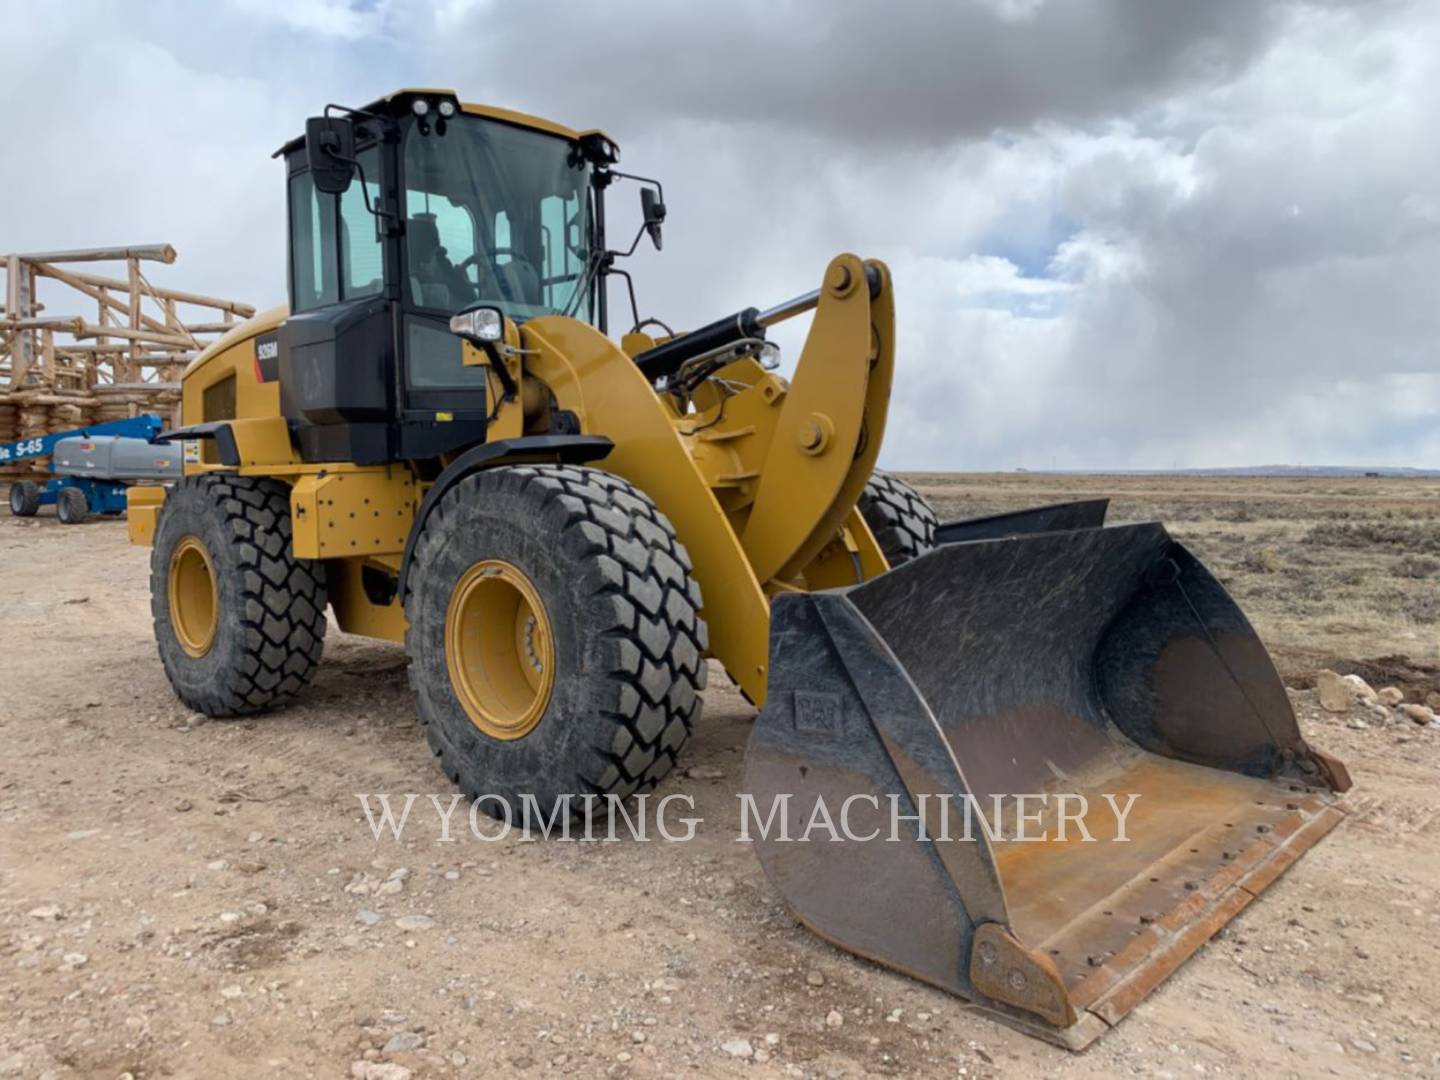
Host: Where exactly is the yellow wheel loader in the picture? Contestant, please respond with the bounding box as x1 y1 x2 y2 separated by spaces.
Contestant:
129 90 1350 1049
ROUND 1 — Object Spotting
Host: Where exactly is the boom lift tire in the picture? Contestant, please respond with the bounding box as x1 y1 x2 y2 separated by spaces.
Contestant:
404 464 707 815
9 480 40 517
150 474 327 716
857 469 938 568
56 486 88 525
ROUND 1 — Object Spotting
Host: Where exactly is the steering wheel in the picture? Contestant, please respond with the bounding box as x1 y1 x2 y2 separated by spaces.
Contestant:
460 248 538 276
460 248 540 302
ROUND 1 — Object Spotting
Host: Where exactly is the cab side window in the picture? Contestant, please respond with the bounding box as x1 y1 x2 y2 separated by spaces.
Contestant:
289 171 338 312
289 146 384 313
341 148 383 300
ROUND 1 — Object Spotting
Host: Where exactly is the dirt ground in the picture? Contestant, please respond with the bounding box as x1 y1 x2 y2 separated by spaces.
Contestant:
3 473 1439 1079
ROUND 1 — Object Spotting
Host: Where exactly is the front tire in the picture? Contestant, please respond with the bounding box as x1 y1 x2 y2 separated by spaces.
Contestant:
404 464 707 814
150 474 327 716
56 486 88 524
857 469 939 567
9 480 40 517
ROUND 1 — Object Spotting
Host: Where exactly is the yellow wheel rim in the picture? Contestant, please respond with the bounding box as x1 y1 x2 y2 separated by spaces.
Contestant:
445 559 555 740
169 535 218 658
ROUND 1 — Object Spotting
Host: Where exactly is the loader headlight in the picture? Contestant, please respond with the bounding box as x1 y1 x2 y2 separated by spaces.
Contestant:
450 305 505 344
437 100 457 118
412 98 431 116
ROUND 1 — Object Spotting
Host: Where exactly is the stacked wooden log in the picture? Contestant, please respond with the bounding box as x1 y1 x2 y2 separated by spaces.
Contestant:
94 387 181 428
0 390 87 478
0 386 182 472
0 244 250 480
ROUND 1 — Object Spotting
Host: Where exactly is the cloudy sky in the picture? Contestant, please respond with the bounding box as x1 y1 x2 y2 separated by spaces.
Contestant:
4 0 1438 469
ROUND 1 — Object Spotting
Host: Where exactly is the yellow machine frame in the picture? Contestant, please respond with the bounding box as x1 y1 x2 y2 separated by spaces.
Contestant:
131 248 895 706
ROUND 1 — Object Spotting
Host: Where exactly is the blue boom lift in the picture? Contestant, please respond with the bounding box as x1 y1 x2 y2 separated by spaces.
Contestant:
4 414 180 524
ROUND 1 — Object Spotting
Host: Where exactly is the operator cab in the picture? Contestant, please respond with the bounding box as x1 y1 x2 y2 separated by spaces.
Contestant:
269 90 631 465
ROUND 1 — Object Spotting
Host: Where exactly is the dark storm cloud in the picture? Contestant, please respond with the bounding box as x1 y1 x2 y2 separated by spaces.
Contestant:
451 0 1281 145
3 0 1435 468
419 0 1440 468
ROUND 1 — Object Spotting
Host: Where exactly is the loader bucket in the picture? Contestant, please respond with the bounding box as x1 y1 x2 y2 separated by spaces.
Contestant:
745 522 1349 1049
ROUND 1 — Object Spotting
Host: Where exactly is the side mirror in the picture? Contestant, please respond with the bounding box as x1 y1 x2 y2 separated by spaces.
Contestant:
306 116 356 194
640 187 666 251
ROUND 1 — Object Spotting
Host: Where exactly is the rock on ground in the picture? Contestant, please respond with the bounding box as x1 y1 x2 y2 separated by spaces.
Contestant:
1315 669 1353 712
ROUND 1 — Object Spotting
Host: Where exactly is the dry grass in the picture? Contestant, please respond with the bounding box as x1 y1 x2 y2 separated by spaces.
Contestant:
902 472 1440 696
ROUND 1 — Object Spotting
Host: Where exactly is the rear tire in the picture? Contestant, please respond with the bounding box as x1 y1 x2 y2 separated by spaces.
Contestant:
150 473 327 716
56 486 88 525
857 470 938 567
404 464 707 815
9 480 40 517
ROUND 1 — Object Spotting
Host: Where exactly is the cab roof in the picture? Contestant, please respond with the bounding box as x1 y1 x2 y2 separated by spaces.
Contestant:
274 88 617 158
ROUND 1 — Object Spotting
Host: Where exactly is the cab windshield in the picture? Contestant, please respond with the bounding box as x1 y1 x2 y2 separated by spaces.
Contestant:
402 115 592 322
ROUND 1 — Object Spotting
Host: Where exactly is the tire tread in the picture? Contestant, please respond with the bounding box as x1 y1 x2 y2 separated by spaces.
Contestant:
151 474 326 716
404 464 707 805
857 469 939 567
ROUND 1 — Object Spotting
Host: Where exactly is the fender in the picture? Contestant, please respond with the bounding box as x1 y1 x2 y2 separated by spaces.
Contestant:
153 420 242 466
153 417 298 470
396 434 613 599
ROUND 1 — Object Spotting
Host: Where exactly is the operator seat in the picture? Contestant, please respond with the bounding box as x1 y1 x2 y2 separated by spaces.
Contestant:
492 255 542 307
408 214 475 310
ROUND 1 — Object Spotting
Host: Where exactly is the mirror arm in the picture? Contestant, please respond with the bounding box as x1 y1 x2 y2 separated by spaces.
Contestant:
317 103 400 230
588 169 667 328
348 157 400 232
614 221 649 259
603 170 666 258
609 171 665 205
